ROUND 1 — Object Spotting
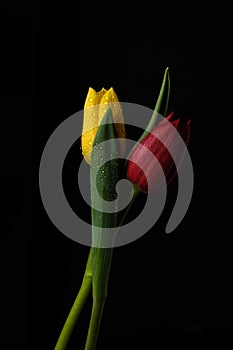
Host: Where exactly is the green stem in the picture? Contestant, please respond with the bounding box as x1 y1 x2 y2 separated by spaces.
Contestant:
84 248 113 350
83 187 140 350
117 185 141 229
54 249 93 350
84 297 106 350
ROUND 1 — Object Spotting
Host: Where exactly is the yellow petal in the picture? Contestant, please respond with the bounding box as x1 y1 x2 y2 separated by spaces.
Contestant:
84 87 106 109
96 87 107 103
81 87 107 163
81 127 98 163
98 87 126 156
98 87 118 123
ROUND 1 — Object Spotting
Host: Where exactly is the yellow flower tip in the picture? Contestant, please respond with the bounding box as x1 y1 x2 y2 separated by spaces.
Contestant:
98 87 120 124
101 87 119 103
84 87 97 109
81 86 126 164
109 87 118 100
96 87 107 102
84 87 108 109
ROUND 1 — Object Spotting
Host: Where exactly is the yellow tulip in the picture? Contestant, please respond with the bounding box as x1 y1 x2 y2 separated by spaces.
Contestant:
81 87 126 164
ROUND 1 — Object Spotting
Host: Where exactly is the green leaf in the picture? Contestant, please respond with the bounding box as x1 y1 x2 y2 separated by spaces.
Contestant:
90 107 119 298
90 107 119 229
124 67 171 177
154 66 171 117
138 66 171 142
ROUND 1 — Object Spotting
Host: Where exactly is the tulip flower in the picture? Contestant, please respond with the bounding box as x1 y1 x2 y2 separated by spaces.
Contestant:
81 87 126 164
126 112 190 193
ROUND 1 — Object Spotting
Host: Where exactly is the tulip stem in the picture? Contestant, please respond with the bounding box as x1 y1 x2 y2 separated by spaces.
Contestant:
54 249 93 350
83 187 140 350
54 186 141 350
84 297 106 350
117 185 141 228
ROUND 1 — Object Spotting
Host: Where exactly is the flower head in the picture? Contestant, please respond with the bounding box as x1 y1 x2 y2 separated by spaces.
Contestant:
81 87 126 164
126 112 190 193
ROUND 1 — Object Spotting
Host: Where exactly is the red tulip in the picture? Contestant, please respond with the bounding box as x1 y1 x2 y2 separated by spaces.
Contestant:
126 112 191 193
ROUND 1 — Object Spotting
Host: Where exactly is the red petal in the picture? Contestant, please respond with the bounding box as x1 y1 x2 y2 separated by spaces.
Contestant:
166 111 175 122
181 119 191 145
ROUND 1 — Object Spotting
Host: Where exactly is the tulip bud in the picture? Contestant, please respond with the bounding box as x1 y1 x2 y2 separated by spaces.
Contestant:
81 87 126 164
126 112 190 193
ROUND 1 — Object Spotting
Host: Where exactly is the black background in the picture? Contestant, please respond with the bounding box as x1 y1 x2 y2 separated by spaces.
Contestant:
1 1 232 350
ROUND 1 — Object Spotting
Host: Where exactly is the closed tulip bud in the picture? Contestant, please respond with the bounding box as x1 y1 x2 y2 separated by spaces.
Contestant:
81 87 126 164
126 112 191 193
